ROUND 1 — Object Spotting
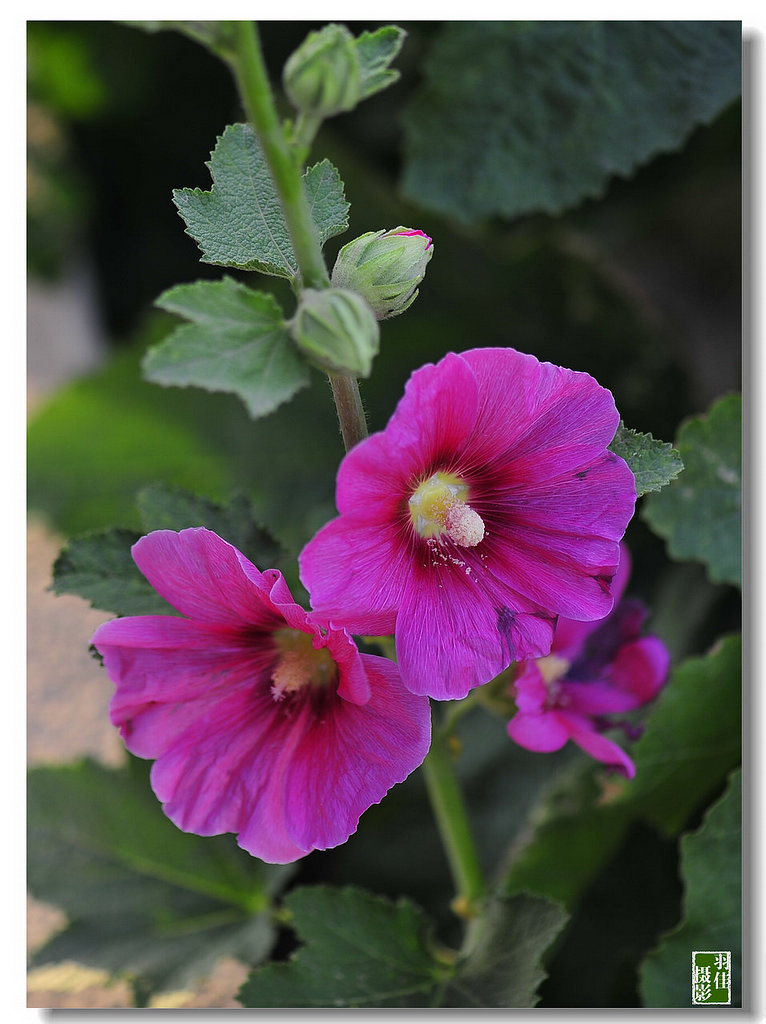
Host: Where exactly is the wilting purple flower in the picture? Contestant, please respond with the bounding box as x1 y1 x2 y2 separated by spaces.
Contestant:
300 348 636 700
91 528 431 863
506 547 670 777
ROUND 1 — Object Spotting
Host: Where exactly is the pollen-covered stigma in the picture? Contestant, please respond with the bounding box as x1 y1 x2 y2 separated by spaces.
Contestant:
408 471 485 547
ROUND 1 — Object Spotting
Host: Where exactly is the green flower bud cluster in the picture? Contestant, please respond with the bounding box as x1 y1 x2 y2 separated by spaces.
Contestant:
283 24 360 119
331 227 434 320
290 288 379 377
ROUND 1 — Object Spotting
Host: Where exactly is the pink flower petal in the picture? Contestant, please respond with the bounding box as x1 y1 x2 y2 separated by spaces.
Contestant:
507 708 570 752
608 636 670 704
559 679 646 716
355 353 479 486
396 565 555 699
281 655 431 852
486 528 621 622
563 713 636 778
501 453 636 539
300 347 637 700
300 517 408 635
94 616 274 724
132 529 284 630
550 545 632 658
92 530 431 863
511 662 549 713
152 683 311 863
459 348 621 471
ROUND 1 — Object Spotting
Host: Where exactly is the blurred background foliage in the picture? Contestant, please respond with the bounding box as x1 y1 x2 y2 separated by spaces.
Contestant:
27 21 741 1008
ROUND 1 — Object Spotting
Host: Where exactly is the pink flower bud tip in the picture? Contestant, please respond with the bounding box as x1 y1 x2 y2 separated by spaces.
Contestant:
394 229 433 250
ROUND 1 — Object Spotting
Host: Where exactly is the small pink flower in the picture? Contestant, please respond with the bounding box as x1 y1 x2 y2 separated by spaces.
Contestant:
506 547 670 778
91 528 431 864
300 348 637 700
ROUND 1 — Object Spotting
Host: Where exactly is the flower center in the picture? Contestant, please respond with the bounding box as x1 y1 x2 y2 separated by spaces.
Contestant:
408 471 485 546
270 629 336 702
536 654 572 707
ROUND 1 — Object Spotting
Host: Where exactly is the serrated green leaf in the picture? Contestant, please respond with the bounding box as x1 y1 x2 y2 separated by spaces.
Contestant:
643 394 741 588
402 21 741 223
505 634 741 907
441 893 568 1007
303 159 351 246
237 885 566 1008
52 528 173 617
355 26 406 99
136 484 283 570
52 490 285 616
641 769 741 1007
173 124 349 277
609 423 683 497
145 278 309 418
237 885 447 1007
28 758 294 996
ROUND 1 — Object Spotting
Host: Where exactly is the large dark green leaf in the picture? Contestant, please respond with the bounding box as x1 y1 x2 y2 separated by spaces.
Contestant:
52 528 172 616
237 885 566 1008
640 769 741 1007
52 488 285 616
28 758 294 996
402 21 741 222
441 892 568 1007
27 328 344 550
136 484 283 569
238 885 448 1007
624 634 741 835
643 394 741 587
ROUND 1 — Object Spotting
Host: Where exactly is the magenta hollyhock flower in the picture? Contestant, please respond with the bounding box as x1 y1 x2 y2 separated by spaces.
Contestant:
506 547 670 778
91 528 431 864
300 347 637 700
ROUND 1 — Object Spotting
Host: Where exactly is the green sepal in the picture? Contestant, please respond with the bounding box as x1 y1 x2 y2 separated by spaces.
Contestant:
283 24 406 120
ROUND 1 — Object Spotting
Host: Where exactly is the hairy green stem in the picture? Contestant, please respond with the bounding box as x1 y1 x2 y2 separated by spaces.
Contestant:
328 372 368 450
421 719 486 928
231 21 330 291
229 21 367 451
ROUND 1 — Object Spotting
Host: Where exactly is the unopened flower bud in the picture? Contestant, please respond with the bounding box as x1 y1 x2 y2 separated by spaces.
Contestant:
331 227 434 319
291 288 379 377
283 24 360 118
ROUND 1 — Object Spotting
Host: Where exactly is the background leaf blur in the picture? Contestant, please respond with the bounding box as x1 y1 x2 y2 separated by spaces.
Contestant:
28 757 295 1000
640 769 742 1007
402 21 741 222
